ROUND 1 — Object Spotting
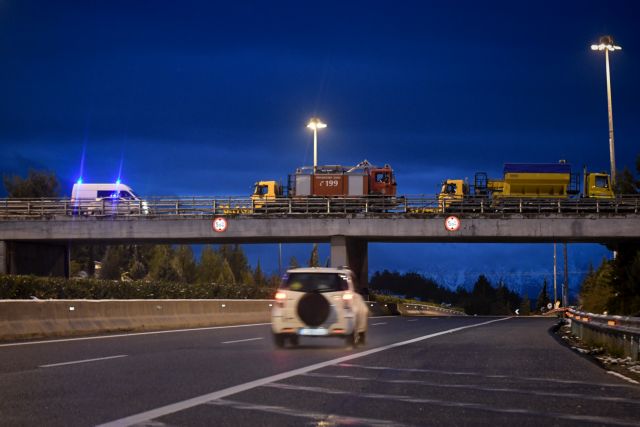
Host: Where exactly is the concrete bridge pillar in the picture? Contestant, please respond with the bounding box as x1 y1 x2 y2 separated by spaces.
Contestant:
330 236 368 290
3 241 70 278
0 241 7 275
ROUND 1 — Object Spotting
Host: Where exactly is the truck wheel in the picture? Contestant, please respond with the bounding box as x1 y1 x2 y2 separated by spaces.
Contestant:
273 334 286 348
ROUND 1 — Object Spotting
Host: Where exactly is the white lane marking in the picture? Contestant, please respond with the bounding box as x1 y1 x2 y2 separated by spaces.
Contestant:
339 363 637 389
40 354 128 368
0 323 270 348
407 319 418 322
264 382 640 427
303 372 640 405
96 317 510 427
607 370 640 385
222 337 264 345
207 399 409 427
371 322 387 326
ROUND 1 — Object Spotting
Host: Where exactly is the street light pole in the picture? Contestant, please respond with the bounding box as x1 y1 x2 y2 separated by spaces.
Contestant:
591 35 622 188
307 118 327 170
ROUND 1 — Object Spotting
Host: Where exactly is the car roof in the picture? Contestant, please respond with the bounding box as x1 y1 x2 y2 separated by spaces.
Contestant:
286 267 352 274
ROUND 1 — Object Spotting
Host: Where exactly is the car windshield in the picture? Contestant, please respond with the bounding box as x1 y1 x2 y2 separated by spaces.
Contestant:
280 272 349 293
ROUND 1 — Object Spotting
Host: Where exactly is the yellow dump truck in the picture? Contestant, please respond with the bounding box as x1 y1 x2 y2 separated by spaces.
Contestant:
436 162 613 212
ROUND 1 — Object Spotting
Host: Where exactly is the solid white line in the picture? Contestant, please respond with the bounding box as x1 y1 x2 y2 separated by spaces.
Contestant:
222 337 264 345
40 354 128 368
96 317 511 427
0 323 271 348
607 370 640 385
371 322 387 326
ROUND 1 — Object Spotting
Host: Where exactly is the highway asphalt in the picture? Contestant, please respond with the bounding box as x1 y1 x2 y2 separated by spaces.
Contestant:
1 316 639 426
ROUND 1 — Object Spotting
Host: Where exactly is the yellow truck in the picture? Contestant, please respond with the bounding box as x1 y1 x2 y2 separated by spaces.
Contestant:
435 162 613 212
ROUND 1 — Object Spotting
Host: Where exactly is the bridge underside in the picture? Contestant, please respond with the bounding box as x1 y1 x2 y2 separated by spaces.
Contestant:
1 215 639 278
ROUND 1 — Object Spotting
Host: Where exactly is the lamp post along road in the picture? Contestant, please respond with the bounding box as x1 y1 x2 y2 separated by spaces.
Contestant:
591 35 621 188
307 118 327 170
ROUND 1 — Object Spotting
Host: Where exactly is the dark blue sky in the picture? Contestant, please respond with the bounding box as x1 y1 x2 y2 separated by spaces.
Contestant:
1 1 638 295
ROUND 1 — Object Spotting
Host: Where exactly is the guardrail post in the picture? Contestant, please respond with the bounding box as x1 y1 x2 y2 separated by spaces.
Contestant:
557 201 561 214
519 199 522 214
175 201 179 215
327 199 330 214
480 200 484 214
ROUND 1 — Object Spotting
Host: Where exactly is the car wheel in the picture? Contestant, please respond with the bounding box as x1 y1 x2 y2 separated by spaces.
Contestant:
358 331 366 345
345 328 360 347
273 333 286 348
289 335 299 347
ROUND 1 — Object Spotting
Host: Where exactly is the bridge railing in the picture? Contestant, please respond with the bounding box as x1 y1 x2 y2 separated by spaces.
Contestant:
566 308 640 361
0 195 639 218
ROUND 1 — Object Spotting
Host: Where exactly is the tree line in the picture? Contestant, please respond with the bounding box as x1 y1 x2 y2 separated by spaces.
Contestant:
369 270 540 315
74 244 277 288
579 156 640 315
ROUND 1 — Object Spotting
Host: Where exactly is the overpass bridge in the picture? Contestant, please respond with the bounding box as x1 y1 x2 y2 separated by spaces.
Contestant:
1 196 639 282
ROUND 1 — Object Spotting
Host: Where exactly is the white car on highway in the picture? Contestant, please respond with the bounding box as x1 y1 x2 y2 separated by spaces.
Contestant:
271 267 369 348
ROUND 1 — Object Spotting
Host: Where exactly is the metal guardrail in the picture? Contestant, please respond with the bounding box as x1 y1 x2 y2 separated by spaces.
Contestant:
566 308 640 361
566 308 640 332
0 195 639 218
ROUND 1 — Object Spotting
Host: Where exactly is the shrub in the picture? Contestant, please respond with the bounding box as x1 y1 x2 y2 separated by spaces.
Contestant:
0 275 276 300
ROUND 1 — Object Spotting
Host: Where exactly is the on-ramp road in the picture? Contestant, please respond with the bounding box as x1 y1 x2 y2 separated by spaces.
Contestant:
1 316 638 426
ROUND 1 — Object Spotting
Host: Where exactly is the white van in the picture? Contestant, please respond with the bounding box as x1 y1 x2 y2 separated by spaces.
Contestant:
71 183 149 215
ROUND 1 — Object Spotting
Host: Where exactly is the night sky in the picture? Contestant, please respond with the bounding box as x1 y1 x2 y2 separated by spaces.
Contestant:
1 1 639 296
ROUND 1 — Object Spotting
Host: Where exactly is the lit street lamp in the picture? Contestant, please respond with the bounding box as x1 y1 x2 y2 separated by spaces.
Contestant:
591 35 622 188
307 118 327 170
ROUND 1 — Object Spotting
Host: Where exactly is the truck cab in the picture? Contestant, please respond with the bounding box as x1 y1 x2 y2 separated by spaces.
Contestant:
369 166 397 196
585 173 614 198
251 180 283 207
437 179 468 210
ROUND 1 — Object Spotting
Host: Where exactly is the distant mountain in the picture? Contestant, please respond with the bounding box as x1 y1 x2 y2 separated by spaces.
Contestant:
405 266 587 303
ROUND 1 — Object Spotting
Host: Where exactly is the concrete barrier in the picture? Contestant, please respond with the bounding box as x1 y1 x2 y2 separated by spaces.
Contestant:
366 301 465 316
0 299 274 341
398 302 466 316
1 299 465 342
365 301 398 316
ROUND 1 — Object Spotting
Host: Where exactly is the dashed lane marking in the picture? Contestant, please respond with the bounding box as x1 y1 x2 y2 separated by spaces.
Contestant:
264 382 640 427
303 372 640 405
222 337 264 345
338 363 638 389
39 354 128 368
0 323 271 348
96 317 510 427
206 399 411 427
